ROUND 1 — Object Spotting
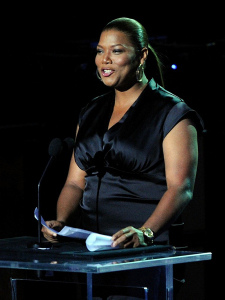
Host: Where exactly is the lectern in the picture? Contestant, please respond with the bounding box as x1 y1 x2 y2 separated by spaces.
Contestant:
0 236 212 300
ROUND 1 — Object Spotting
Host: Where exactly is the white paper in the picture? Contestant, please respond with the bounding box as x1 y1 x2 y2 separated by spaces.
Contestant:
34 207 114 251
86 233 114 251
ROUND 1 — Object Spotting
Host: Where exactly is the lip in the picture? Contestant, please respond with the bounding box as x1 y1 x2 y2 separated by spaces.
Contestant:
101 69 114 77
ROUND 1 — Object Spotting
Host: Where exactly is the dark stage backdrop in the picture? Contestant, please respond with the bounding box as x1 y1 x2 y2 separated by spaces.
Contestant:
1 6 224 300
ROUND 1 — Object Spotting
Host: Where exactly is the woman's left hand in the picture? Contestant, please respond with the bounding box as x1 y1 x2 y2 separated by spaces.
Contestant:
111 226 147 248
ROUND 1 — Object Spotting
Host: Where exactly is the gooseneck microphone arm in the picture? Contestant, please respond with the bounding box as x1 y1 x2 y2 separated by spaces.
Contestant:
27 138 64 249
37 137 65 247
27 137 75 249
37 155 55 245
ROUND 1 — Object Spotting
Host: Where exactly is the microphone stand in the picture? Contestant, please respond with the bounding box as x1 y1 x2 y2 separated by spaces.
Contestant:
27 156 54 249
27 137 63 249
27 137 74 249
37 156 55 248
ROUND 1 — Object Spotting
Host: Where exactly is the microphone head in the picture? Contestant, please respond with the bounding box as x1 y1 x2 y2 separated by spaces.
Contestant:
63 137 75 154
48 138 63 158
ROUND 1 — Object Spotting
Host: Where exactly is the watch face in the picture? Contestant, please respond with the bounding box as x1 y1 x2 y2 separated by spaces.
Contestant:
144 228 154 238
139 227 154 245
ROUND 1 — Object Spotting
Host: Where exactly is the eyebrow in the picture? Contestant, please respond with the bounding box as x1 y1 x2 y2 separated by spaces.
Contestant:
97 43 127 48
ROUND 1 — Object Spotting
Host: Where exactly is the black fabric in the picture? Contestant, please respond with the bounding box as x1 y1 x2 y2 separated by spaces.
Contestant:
74 78 204 241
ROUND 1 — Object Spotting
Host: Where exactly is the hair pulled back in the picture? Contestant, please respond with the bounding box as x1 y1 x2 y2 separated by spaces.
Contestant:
102 17 164 87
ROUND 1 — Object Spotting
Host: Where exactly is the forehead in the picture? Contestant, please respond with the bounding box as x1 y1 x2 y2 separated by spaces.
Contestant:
98 29 133 47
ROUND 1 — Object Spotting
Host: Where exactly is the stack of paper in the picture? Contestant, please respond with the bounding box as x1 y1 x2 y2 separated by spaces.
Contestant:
34 208 113 251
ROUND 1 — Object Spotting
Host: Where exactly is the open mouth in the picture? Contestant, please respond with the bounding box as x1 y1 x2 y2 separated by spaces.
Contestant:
102 69 114 77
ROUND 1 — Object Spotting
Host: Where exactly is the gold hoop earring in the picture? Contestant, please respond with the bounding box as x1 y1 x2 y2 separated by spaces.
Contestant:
136 64 144 82
96 69 102 81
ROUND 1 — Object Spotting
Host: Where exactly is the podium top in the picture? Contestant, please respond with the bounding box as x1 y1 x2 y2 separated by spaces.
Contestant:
0 236 212 274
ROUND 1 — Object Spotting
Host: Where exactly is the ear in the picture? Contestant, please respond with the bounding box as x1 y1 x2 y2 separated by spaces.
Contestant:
140 47 148 65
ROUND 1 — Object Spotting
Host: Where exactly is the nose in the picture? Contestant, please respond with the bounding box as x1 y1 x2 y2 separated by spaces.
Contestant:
102 53 112 64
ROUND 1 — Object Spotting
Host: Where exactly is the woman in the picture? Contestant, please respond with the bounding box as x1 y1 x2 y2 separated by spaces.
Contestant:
42 17 203 252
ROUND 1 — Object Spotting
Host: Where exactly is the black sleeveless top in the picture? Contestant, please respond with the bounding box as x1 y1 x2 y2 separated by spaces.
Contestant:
74 79 204 241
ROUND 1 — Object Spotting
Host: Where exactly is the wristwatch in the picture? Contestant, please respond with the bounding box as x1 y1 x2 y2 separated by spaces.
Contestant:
139 226 154 245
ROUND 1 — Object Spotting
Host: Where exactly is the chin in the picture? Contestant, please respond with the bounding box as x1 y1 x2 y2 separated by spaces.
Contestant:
102 79 117 88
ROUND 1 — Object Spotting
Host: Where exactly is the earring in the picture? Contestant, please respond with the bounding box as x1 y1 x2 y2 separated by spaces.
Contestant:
136 64 144 82
96 69 102 81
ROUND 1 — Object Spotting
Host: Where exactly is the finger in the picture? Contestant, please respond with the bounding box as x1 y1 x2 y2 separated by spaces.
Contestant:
123 240 133 248
111 231 123 241
42 226 57 237
112 227 131 240
112 235 126 247
124 232 142 248
45 221 55 228
43 234 58 243
42 230 59 242
133 239 141 248
122 227 130 234
112 232 133 248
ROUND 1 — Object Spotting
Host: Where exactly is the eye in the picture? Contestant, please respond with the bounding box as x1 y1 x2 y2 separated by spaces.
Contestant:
113 49 123 54
96 48 103 54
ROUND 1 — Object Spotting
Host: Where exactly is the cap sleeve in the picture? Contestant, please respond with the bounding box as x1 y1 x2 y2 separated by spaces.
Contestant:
163 102 204 138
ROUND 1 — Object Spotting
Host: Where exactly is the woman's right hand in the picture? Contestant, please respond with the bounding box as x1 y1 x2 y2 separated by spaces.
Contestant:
41 220 65 243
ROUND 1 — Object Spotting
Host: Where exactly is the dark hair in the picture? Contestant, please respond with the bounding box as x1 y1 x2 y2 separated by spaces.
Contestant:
102 17 164 87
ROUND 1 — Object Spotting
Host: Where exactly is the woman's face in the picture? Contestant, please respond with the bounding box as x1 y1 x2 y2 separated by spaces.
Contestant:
95 29 139 90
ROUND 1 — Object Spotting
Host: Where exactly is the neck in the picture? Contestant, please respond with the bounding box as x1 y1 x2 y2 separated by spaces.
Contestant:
114 76 148 106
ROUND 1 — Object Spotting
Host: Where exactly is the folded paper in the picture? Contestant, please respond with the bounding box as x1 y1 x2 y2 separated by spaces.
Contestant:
34 207 113 251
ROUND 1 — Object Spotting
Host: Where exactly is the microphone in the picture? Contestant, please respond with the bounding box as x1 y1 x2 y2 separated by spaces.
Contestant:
48 137 63 157
48 137 75 158
63 137 75 152
60 137 75 158
27 137 74 249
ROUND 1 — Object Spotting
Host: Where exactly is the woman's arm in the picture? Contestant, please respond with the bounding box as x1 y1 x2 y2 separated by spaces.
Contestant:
56 151 86 223
42 153 87 242
42 123 87 242
112 118 199 247
143 118 198 235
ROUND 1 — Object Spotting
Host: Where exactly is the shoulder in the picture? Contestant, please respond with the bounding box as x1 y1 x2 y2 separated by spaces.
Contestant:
149 78 184 106
89 90 114 105
78 90 113 119
81 91 113 113
77 91 114 128
148 79 204 136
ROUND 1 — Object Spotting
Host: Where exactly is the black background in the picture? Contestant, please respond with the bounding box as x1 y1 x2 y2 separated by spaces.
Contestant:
1 3 224 299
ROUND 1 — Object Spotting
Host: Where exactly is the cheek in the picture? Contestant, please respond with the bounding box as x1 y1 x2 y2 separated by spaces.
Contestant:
118 54 138 70
95 56 99 67
117 56 132 67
